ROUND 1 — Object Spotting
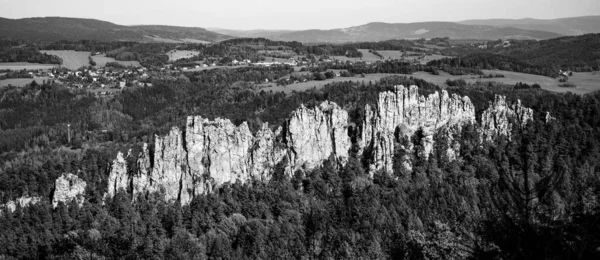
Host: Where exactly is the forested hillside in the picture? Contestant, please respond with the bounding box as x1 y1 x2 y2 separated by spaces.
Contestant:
1 61 600 258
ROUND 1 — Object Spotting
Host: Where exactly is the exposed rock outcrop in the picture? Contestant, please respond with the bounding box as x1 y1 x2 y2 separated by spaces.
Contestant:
106 151 129 198
0 196 41 214
105 85 536 205
360 86 476 173
480 95 533 142
286 101 351 172
105 102 349 205
52 173 87 208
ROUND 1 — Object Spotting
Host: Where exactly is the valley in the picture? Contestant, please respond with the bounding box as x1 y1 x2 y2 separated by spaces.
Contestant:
1 11 600 260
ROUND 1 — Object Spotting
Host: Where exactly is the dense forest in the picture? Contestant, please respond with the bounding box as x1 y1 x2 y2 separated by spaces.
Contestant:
0 39 63 64
1 60 600 258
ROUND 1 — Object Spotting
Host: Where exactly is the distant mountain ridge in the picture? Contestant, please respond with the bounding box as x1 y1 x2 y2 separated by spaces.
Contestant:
265 22 562 43
2 15 596 44
0 17 232 43
459 16 600 36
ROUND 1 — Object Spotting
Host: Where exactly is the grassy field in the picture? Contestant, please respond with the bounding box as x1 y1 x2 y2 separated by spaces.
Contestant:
478 70 600 94
0 76 52 87
258 73 396 93
358 49 383 62
166 50 200 61
0 62 57 70
377 50 404 60
387 70 600 95
566 72 600 94
419 54 453 64
92 54 141 67
41 50 90 70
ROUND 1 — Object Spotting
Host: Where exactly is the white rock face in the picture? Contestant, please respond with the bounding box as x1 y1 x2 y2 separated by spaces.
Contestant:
151 127 187 202
1 196 41 214
105 85 536 204
106 151 129 198
105 102 351 205
286 101 351 172
52 173 86 208
360 85 475 173
249 124 286 181
480 95 533 142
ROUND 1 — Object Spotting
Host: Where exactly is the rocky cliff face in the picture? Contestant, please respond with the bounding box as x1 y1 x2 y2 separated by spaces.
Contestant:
105 85 536 204
105 101 349 204
285 101 351 172
480 95 534 142
52 173 87 208
359 85 476 173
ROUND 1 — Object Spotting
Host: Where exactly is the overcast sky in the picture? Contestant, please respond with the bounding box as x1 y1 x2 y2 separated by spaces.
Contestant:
2 0 599 30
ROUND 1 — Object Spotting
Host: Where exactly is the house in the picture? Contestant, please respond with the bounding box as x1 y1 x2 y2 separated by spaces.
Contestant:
119 81 126 88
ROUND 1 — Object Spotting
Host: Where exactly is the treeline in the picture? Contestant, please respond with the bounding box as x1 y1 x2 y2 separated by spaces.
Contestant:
427 53 557 77
106 43 173 67
0 69 33 79
495 33 600 71
0 43 62 64
41 40 137 53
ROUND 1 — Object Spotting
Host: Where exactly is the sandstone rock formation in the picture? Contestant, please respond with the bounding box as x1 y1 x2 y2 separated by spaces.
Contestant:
105 102 349 205
105 85 536 205
0 196 41 214
285 101 351 172
359 85 476 173
52 173 87 208
106 151 129 198
480 95 533 142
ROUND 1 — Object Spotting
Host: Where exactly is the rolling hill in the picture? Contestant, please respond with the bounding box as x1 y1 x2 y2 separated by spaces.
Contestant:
267 22 562 43
0 17 232 43
207 28 297 38
459 16 600 36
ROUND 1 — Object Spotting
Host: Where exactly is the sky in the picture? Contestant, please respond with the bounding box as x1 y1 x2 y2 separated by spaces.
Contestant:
1 0 599 30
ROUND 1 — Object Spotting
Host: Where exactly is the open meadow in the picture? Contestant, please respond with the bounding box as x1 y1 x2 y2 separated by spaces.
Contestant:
92 54 141 67
166 50 200 61
0 62 57 70
358 49 383 61
377 50 404 59
41 50 90 70
258 73 396 93
0 76 52 87
389 70 600 95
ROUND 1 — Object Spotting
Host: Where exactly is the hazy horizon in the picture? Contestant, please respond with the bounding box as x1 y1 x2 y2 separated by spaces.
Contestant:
2 0 600 30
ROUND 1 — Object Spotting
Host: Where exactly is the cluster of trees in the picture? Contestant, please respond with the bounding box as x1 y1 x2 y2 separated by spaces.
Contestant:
0 69 33 80
427 53 558 77
494 33 600 72
41 40 137 53
0 45 62 64
106 43 172 67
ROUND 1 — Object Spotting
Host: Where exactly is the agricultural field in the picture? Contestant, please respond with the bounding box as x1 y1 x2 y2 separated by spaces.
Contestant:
478 70 600 94
41 50 91 70
92 54 141 67
388 70 600 95
566 72 600 94
418 54 453 64
258 73 395 93
0 76 52 87
357 49 383 61
377 50 404 60
331 56 363 62
166 50 200 61
0 62 57 70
